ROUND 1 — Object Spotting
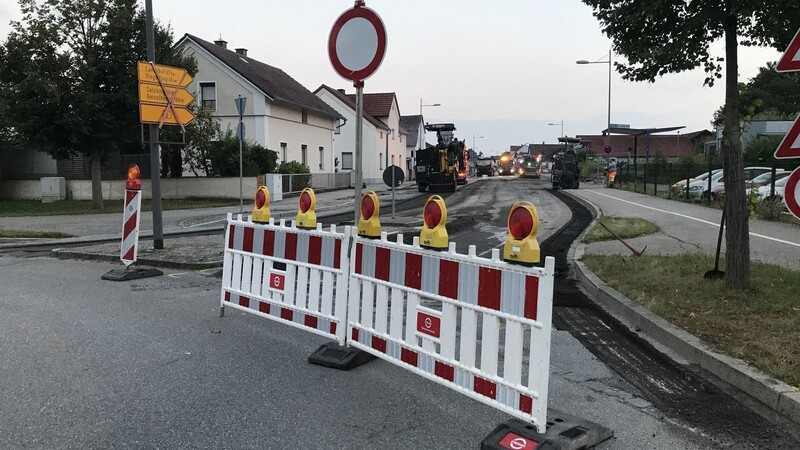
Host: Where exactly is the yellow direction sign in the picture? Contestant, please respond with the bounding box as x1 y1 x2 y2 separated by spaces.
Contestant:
137 61 193 87
140 103 195 126
138 83 194 107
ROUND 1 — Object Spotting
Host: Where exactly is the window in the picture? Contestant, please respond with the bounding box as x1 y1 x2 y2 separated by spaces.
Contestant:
391 128 395 140
380 132 383 139
319 146 324 170
411 150 414 157
200 82 216 110
391 155 395 166
301 109 308 124
301 144 307 165
379 153 383 170
342 152 353 170
280 142 287 162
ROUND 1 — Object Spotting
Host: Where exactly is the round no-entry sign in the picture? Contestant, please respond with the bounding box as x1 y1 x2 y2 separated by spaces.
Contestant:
784 166 800 220
603 144 613 154
328 3 387 83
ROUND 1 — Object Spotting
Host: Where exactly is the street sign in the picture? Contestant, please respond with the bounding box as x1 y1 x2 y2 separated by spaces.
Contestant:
234 96 246 119
328 2 387 83
603 144 613 154
138 84 194 107
137 61 193 87
784 167 800 221
774 114 800 159
237 122 246 140
609 123 630 129
139 103 195 126
382 165 404 188
776 28 800 72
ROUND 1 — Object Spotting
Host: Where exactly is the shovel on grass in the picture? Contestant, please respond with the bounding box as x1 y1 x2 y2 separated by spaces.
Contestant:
704 209 725 280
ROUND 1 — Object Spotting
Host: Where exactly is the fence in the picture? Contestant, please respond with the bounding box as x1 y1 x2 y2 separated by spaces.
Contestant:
280 172 352 195
219 213 556 433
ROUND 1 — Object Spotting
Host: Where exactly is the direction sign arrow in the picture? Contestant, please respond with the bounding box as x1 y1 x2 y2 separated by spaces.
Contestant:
139 103 195 126
137 61 193 87
138 83 194 107
774 114 800 159
777 28 800 72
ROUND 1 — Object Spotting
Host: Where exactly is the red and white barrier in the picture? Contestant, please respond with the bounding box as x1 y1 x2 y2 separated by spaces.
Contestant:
221 214 350 344
120 189 142 267
346 231 555 433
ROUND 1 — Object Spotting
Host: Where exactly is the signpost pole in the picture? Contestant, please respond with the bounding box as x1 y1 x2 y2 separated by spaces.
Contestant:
392 165 396 218
144 0 163 249
354 83 364 225
235 95 246 215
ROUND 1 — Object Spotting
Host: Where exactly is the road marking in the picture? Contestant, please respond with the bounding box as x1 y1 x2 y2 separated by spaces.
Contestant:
583 190 800 248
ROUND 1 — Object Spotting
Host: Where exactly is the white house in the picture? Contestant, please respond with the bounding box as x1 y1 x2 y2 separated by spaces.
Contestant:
177 35 344 173
400 115 425 180
314 85 405 184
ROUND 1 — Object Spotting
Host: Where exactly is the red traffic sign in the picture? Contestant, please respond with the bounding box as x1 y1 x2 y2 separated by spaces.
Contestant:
328 2 387 83
416 311 441 339
785 167 800 221
774 114 800 159
777 28 800 72
603 144 613 154
270 273 286 291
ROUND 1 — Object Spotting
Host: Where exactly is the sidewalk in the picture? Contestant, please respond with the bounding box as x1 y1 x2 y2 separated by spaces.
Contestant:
566 184 800 425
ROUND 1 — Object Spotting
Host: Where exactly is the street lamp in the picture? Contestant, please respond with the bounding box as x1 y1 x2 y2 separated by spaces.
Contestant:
420 98 441 116
472 134 484 153
547 120 564 139
576 48 612 135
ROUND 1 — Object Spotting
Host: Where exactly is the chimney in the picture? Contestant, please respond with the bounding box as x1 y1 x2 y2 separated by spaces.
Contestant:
235 48 247 57
337 89 346 94
214 38 228 49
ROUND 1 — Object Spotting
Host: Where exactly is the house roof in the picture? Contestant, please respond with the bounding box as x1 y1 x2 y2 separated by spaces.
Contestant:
576 130 713 157
180 34 343 121
345 92 396 118
314 85 390 131
400 115 422 147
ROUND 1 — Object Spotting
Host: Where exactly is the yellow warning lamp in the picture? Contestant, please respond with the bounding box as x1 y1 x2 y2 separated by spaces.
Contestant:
295 188 317 229
252 185 271 224
419 195 448 250
358 191 381 238
503 201 541 265
126 164 141 190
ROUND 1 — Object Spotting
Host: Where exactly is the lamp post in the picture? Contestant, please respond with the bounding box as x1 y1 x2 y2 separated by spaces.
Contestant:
419 98 441 116
547 120 564 140
576 48 612 135
472 134 484 153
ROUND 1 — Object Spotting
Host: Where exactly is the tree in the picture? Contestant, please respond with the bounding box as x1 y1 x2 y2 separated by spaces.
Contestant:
181 103 222 176
712 62 800 126
0 0 195 209
581 1 800 289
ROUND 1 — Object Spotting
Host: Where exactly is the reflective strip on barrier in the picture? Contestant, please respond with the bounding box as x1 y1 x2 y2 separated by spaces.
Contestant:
347 232 555 433
220 214 350 345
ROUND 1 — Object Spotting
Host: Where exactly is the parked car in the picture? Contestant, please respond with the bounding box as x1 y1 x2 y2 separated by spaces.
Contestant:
685 167 771 200
753 175 790 209
711 170 789 202
671 169 722 195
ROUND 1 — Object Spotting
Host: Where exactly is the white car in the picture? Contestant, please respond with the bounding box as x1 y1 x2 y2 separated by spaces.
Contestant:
671 168 722 194
685 166 771 200
753 175 789 208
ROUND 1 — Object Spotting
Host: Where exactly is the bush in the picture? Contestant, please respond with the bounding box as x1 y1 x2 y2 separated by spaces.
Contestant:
278 161 310 174
205 129 278 177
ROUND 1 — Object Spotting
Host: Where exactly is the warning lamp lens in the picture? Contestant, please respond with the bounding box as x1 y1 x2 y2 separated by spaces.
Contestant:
361 195 375 218
509 207 534 240
255 189 267 208
299 191 312 213
424 201 442 228
127 164 140 181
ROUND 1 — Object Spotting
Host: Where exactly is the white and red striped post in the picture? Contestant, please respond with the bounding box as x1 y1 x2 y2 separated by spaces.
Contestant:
121 164 143 267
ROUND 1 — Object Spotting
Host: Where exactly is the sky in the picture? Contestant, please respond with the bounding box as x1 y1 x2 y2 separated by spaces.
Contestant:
0 0 785 156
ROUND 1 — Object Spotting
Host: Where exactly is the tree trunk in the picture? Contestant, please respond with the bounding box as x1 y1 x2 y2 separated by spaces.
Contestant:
722 5 750 289
90 149 104 210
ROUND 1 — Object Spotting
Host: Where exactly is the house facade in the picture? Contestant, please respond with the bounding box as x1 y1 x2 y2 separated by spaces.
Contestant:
177 35 343 174
315 86 405 184
399 115 425 180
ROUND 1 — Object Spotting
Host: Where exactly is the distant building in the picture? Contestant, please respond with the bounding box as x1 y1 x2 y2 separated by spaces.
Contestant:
399 115 425 180
577 130 712 162
707 120 794 155
177 34 344 173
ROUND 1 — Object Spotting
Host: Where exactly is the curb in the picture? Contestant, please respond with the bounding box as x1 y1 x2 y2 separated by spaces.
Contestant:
52 248 223 270
564 191 800 425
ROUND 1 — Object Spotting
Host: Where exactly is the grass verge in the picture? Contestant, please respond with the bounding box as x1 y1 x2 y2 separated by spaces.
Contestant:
0 230 74 238
0 197 240 217
581 253 800 389
582 216 659 243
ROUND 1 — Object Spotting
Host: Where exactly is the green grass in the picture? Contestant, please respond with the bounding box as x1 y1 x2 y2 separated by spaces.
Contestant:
0 230 74 238
583 216 660 243
0 197 241 217
581 253 800 389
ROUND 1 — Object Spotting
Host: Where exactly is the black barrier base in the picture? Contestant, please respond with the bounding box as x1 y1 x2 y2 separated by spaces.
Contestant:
308 342 376 370
481 409 613 450
101 267 163 281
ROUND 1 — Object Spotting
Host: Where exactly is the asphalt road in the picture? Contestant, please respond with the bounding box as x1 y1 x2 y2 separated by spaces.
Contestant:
1 177 796 448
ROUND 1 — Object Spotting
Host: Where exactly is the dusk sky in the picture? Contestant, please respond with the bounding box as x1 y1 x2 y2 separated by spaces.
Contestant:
0 0 785 155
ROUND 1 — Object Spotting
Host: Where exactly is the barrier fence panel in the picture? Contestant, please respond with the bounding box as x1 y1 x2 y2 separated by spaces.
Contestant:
221 213 350 345
345 231 556 433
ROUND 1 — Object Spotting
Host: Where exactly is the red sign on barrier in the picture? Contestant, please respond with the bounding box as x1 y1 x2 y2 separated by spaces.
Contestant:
416 311 441 338
270 273 286 291
499 433 538 450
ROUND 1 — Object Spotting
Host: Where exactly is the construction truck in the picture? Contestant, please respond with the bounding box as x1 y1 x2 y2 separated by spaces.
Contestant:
497 152 516 176
551 137 581 189
415 123 467 193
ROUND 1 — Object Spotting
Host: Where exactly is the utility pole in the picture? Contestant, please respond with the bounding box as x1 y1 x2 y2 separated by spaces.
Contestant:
144 0 163 249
